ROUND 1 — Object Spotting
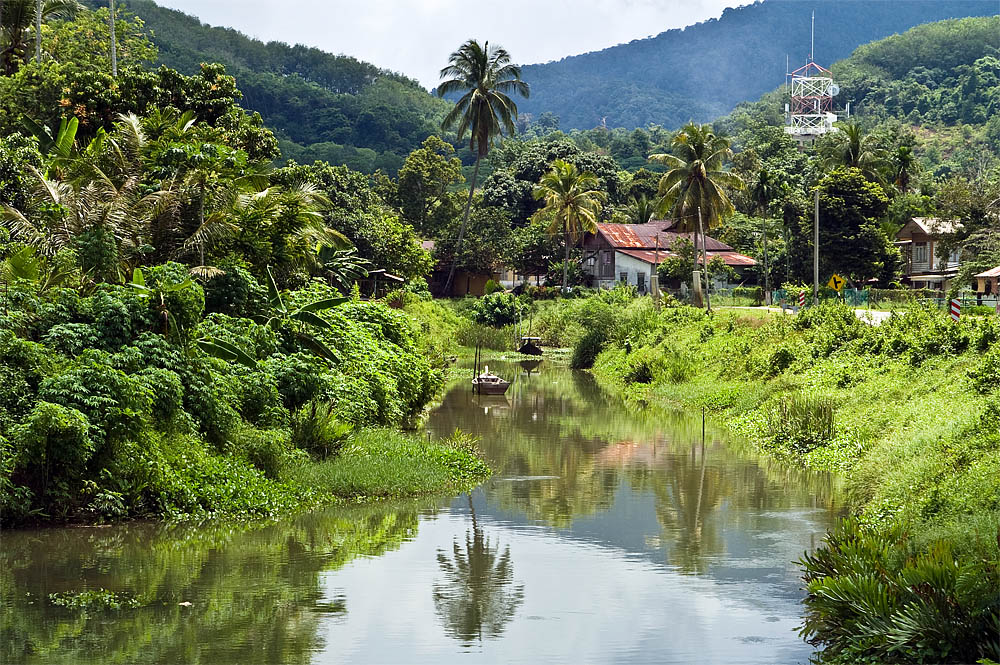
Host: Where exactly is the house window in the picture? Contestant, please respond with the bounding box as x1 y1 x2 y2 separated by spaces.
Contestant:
914 242 928 264
603 252 612 264
619 272 628 283
949 248 961 265
637 272 646 292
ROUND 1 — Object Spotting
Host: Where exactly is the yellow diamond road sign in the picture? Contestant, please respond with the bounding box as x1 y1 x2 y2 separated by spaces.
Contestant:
828 274 846 291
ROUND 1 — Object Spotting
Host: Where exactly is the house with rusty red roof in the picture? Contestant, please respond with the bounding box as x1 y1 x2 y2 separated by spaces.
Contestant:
581 221 756 293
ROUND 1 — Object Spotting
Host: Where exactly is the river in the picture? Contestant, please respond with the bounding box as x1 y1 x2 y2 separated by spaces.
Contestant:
1 360 840 664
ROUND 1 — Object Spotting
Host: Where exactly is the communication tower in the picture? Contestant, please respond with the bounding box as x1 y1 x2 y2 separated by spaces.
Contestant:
784 11 839 145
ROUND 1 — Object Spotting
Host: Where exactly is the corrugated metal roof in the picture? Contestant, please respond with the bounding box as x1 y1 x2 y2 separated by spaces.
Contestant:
595 223 733 251
975 266 1000 278
617 249 756 267
912 217 961 235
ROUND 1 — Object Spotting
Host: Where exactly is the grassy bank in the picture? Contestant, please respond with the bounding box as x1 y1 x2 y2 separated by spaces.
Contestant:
549 294 1000 663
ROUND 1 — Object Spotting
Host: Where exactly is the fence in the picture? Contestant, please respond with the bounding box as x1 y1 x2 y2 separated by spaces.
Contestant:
770 287 999 313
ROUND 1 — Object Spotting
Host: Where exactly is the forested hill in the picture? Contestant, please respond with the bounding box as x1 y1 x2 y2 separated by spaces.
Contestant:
517 0 998 132
112 0 451 173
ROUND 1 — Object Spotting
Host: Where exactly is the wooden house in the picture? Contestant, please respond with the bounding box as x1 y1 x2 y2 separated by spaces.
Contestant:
580 221 756 294
974 266 1000 295
894 218 962 291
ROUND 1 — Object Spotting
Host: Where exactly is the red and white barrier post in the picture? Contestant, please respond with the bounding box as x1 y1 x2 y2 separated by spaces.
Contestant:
799 291 806 308
950 298 961 322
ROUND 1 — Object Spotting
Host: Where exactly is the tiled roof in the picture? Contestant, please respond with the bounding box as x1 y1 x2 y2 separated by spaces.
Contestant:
594 223 733 251
617 249 756 267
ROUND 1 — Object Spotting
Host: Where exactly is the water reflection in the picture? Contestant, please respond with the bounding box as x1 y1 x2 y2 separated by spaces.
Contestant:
432 496 524 645
1 360 841 664
0 501 433 664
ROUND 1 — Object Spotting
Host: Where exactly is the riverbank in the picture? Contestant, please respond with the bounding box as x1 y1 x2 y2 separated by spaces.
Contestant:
412 291 1000 662
574 297 999 663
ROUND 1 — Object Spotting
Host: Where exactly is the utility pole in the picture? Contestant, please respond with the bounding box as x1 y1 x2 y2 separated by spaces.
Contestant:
813 188 820 306
110 0 118 77
699 206 711 313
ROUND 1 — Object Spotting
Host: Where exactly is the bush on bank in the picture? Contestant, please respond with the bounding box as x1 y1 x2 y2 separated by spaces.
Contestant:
0 269 491 526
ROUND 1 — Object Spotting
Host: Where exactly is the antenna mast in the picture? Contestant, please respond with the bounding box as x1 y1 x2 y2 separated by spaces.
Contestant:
810 10 815 61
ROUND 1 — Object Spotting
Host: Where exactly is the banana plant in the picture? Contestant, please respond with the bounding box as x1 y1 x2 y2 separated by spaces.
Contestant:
1 245 73 291
257 265 346 364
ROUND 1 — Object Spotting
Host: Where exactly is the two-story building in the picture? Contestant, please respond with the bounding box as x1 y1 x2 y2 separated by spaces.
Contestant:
894 218 962 291
580 221 756 294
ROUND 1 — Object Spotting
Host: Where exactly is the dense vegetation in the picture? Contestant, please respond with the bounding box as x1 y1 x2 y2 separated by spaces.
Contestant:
516 0 997 131
87 0 455 173
0 6 488 526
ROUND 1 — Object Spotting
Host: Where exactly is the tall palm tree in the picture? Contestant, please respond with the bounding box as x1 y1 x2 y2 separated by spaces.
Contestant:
750 168 780 300
0 0 79 74
892 145 915 193
820 122 889 184
532 159 606 291
437 39 528 296
649 123 743 310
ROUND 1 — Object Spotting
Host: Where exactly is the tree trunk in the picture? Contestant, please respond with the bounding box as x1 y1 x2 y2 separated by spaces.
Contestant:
562 225 570 292
762 218 770 305
35 0 41 63
442 154 481 297
698 206 711 313
110 0 117 77
199 183 206 266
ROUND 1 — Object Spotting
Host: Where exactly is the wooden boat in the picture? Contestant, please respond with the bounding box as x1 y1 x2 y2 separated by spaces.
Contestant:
517 336 543 356
472 365 511 395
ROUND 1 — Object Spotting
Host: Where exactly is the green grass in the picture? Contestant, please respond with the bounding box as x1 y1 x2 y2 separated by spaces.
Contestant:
287 428 491 500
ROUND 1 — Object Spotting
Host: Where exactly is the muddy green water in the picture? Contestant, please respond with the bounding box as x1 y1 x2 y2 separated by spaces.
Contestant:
1 361 841 664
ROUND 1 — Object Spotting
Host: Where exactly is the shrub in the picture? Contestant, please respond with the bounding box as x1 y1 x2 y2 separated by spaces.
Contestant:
471 292 525 327
231 427 299 479
11 402 93 498
800 518 1000 664
969 347 1000 394
483 279 504 295
290 401 352 460
203 259 268 318
571 328 606 369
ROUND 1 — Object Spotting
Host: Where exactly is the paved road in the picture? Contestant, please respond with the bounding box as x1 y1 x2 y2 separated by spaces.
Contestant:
725 305 893 326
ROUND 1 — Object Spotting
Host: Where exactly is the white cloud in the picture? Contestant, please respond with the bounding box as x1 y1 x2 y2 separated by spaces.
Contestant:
151 0 740 89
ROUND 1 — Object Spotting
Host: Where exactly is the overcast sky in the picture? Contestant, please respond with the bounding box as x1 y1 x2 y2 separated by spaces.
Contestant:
154 0 741 89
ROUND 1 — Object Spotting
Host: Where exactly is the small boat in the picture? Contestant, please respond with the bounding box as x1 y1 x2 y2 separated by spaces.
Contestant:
472 365 511 395
517 336 543 356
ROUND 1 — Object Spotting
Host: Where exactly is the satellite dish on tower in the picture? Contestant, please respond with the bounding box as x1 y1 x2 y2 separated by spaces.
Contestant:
828 84 840 97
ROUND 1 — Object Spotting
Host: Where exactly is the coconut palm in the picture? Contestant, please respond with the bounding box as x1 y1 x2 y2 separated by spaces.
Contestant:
649 123 744 310
532 159 606 291
0 0 80 74
892 145 915 193
432 496 523 645
622 193 658 225
750 168 781 298
820 122 889 184
437 39 528 295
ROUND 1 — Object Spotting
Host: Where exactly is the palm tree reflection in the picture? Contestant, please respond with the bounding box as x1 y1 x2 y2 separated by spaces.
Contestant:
432 496 524 645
